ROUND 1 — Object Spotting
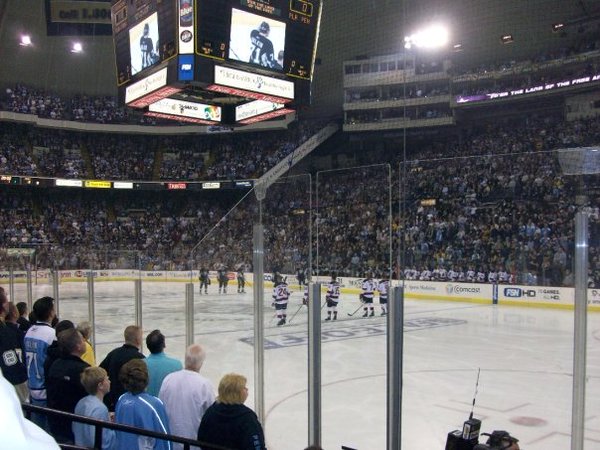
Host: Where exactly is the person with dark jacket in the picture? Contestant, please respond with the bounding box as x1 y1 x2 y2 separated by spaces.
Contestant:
197 373 266 450
43 320 75 386
0 290 29 403
47 328 90 443
99 325 145 411
16 301 31 332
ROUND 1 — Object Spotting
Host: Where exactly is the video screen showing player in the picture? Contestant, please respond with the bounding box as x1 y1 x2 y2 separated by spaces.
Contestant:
229 8 286 72
129 12 160 76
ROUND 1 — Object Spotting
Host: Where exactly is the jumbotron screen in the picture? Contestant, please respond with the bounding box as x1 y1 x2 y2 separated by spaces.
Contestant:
196 0 322 81
112 0 177 86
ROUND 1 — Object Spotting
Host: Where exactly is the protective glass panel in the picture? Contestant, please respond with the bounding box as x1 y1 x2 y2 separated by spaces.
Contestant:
51 246 92 328
93 250 139 361
188 186 258 390
261 174 312 448
316 164 393 449
397 150 598 449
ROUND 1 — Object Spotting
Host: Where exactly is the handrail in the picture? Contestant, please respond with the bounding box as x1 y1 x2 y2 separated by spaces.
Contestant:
22 403 232 450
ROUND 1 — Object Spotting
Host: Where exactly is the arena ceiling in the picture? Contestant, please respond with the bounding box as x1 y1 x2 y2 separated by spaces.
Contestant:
1 0 599 119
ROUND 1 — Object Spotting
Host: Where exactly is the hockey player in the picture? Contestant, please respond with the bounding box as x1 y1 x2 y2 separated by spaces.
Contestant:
296 267 306 288
272 278 291 326
237 268 246 293
476 268 486 283
466 266 476 282
217 267 229 294
249 21 276 69
324 274 341 321
377 277 390 316
139 23 155 70
199 268 210 294
497 266 509 284
360 275 376 317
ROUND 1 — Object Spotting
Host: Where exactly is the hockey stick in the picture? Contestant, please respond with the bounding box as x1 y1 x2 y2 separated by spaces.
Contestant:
347 304 364 317
287 304 304 324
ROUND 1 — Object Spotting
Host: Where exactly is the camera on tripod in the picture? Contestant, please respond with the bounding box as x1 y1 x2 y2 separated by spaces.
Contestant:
446 370 520 449
445 418 520 450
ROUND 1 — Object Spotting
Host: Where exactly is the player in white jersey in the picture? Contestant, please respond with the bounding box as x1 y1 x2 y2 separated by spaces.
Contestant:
466 267 476 282
324 274 341 321
360 275 376 317
447 267 459 282
272 279 291 326
437 267 448 281
377 278 390 316
407 267 419 280
497 268 509 283
476 270 486 283
420 268 432 281
488 269 498 284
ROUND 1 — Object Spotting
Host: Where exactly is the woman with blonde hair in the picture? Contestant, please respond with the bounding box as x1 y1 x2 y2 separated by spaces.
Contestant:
197 373 265 450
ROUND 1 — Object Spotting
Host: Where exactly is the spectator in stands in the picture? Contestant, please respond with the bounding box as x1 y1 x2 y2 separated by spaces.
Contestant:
99 325 145 412
197 373 266 450
73 366 116 450
24 296 57 430
44 320 76 385
16 301 31 331
144 329 182 397
115 359 171 450
77 321 96 366
0 368 60 450
0 289 29 403
46 328 90 443
159 344 215 450
5 301 25 344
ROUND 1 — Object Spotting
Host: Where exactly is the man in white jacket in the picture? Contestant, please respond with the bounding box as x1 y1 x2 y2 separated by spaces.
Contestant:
158 344 215 450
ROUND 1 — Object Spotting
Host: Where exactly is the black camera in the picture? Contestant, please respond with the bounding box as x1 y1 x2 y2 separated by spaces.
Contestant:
473 430 519 450
445 425 519 450
445 418 481 450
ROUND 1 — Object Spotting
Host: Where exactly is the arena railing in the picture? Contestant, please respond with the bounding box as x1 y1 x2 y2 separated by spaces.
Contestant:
22 403 233 450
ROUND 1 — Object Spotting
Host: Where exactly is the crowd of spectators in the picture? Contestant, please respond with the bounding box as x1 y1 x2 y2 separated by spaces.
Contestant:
4 84 65 119
0 107 599 286
70 94 129 124
449 30 600 80
0 119 325 182
1 290 263 450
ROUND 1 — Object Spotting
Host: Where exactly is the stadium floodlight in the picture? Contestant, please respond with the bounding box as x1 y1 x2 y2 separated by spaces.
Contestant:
19 35 32 46
71 42 83 53
404 24 449 50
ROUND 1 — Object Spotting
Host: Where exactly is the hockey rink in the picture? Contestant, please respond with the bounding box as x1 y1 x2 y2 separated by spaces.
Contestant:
13 280 600 450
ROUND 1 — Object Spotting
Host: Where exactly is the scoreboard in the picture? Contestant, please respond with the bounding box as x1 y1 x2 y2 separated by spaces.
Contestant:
111 0 322 125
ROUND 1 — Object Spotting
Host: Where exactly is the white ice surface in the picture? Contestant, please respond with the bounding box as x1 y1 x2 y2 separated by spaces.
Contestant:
15 281 600 450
